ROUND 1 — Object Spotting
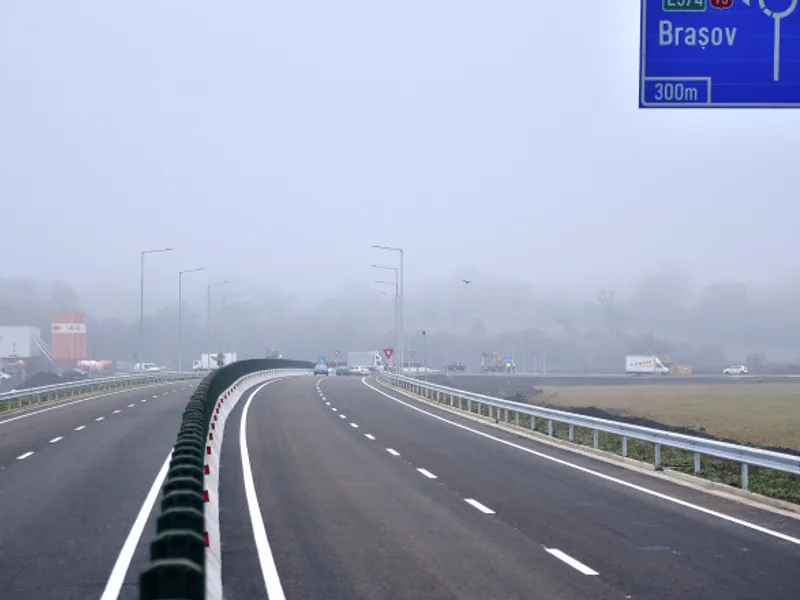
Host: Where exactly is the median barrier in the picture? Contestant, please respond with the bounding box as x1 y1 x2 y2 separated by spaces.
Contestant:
139 358 313 600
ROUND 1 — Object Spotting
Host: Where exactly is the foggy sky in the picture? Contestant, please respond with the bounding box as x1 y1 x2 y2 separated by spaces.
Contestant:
2 1 800 319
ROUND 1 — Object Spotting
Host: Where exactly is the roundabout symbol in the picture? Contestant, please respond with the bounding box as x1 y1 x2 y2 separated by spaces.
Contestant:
743 0 799 80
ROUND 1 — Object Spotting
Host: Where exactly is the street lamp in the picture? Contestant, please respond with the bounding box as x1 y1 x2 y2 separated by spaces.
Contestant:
422 329 428 383
178 267 205 372
371 246 404 375
373 264 400 375
139 247 174 368
207 280 232 351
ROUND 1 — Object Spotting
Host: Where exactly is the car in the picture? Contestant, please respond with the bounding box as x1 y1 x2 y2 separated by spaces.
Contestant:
723 365 748 375
313 364 329 376
61 368 89 381
445 362 466 372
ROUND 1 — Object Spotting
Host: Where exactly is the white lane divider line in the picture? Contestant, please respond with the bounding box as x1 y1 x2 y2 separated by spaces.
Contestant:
113 409 121 414
95 416 105 422
49 437 63 444
386 448 400 456
128 404 136 408
17 451 34 460
152 395 159 399
331 408 337 412
325 402 331 406
75 425 86 431
350 423 359 428
465 498 495 514
339 414 347 419
141 399 147 403
416 468 437 479
241 381 288 600
364 434 376 440
544 548 599 576
99 451 173 600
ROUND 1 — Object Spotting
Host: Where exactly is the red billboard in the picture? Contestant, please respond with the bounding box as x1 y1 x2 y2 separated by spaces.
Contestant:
51 313 87 364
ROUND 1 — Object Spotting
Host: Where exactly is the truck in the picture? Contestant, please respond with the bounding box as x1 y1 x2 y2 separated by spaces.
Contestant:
481 351 506 373
625 354 670 375
193 352 238 371
346 351 382 373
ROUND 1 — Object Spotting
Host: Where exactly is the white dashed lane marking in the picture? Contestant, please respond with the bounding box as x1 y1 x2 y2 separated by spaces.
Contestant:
386 448 400 456
364 434 376 440
544 548 599 576
17 452 34 460
416 468 437 479
465 498 495 515
49 437 63 444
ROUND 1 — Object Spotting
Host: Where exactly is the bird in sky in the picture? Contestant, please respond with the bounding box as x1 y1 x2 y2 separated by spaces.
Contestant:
463 279 472 284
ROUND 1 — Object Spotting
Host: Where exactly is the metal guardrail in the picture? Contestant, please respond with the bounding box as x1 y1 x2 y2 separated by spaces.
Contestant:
381 374 800 491
0 372 203 413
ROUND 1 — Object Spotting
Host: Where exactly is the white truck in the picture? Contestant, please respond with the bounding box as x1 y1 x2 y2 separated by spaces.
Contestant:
346 351 382 374
625 354 670 375
193 352 238 371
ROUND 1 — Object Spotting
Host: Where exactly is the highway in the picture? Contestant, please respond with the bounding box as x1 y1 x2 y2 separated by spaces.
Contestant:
219 375 800 600
0 378 198 600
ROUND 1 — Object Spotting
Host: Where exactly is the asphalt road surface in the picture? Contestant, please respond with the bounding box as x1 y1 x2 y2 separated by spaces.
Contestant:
220 375 800 600
0 378 199 600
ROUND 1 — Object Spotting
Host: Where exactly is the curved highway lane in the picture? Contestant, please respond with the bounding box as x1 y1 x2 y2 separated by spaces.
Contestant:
219 375 800 600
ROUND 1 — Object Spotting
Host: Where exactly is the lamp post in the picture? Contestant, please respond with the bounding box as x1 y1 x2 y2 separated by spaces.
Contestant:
422 329 428 383
371 246 404 375
178 267 205 372
139 247 174 368
207 280 232 352
372 264 399 375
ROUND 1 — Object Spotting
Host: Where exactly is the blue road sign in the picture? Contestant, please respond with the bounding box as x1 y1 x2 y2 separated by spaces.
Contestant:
318 356 325 364
640 0 800 108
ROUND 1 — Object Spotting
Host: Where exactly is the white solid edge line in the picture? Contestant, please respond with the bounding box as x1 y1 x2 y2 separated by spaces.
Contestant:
465 498 495 514
49 437 63 443
362 378 800 546
17 451 34 460
544 548 599 576
0 382 170 427
99 450 173 600
417 468 437 479
386 448 400 456
365 434 376 440
241 381 287 600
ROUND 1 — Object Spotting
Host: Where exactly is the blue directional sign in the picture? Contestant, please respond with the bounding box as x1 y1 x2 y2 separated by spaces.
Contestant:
640 0 800 108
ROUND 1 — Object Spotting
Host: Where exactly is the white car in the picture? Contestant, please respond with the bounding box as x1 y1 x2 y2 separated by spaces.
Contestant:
723 365 748 375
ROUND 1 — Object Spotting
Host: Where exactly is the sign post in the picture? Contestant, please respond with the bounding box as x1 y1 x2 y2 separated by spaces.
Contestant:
640 0 800 108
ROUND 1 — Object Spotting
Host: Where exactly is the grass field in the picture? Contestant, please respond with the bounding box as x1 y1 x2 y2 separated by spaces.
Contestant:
533 383 800 451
